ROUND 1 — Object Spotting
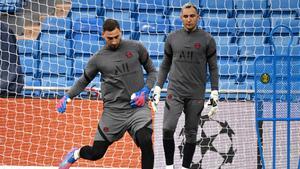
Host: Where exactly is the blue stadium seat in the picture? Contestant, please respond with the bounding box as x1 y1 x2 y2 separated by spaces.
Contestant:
103 0 135 10
270 36 300 56
69 0 103 20
22 75 41 96
18 39 38 59
71 0 102 10
73 57 89 75
69 10 100 21
269 0 300 17
24 75 41 87
137 0 168 13
138 13 170 33
218 58 240 78
202 17 236 35
236 18 271 35
41 75 73 87
39 56 73 96
237 36 271 60
0 0 22 13
270 18 300 35
234 0 269 18
72 17 105 57
40 34 72 58
171 18 183 31
39 33 72 83
138 14 169 57
171 18 182 31
40 75 74 97
19 56 38 75
17 39 41 95
17 40 38 75
103 0 136 21
40 56 72 76
168 0 200 9
218 78 253 100
73 34 104 56
218 58 241 100
200 0 234 18
39 59 72 95
118 20 137 39
240 60 254 78
214 36 238 59
73 17 104 32
41 17 72 38
139 34 165 58
237 36 271 86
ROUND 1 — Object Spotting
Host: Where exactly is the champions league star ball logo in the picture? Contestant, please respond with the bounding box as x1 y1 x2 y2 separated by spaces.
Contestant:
178 116 237 169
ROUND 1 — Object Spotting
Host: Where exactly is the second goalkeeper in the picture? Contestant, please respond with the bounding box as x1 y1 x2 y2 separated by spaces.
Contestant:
151 2 219 169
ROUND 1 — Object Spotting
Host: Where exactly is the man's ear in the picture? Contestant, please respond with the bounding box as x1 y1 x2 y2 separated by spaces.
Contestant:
102 31 105 39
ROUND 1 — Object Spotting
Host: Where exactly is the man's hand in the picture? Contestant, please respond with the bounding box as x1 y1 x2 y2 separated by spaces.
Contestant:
150 86 161 112
130 86 150 108
56 95 71 113
205 90 219 118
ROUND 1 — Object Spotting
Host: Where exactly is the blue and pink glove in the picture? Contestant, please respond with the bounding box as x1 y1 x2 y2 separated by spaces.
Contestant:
56 94 71 113
130 86 150 108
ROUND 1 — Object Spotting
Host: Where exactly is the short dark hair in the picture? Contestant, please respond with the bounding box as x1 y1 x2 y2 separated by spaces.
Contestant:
103 19 120 32
181 2 199 14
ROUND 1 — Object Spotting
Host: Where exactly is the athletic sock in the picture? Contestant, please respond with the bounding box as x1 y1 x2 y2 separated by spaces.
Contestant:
182 142 196 168
163 139 175 165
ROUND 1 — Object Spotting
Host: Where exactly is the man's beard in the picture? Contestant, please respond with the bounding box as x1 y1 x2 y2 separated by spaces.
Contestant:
109 44 119 50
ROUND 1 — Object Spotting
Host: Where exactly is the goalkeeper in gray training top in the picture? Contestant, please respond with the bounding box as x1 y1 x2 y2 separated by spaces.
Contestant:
151 2 219 169
56 19 157 169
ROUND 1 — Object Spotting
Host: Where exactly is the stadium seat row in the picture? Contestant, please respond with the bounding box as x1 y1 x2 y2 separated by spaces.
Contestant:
67 0 300 20
0 0 23 13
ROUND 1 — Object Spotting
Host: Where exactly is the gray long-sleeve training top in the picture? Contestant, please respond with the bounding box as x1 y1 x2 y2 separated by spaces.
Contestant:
156 28 219 99
68 40 157 109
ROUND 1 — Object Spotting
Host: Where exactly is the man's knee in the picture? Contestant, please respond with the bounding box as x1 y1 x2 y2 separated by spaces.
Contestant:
80 141 110 161
136 127 153 148
184 128 198 143
80 145 106 161
163 129 175 140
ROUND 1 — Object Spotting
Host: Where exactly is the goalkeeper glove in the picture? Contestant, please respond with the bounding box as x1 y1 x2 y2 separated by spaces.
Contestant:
205 90 219 118
130 86 150 108
56 94 71 113
150 86 161 112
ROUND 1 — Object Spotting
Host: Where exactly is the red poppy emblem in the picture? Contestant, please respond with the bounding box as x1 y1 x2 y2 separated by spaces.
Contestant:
194 42 201 49
126 51 133 58
167 94 173 100
103 127 109 132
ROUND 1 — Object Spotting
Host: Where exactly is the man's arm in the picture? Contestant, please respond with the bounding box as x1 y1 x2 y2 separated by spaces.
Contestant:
56 54 99 113
149 35 173 111
206 36 219 90
129 43 157 108
68 55 100 98
156 35 173 89
206 36 219 117
138 43 157 89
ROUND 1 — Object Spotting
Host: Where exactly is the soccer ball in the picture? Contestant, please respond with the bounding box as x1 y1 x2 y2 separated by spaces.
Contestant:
178 116 236 169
